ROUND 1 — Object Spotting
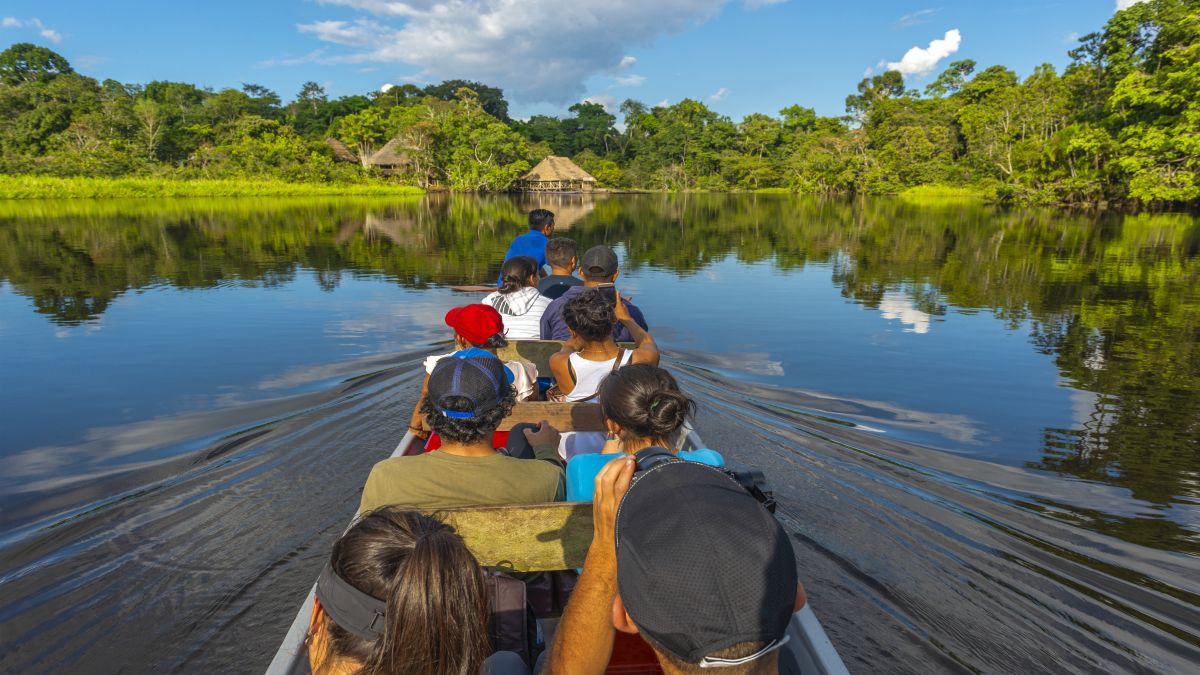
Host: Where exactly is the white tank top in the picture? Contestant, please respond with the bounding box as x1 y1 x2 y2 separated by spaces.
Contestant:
565 349 634 402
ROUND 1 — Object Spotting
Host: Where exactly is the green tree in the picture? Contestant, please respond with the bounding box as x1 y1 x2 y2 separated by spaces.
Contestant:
0 43 74 85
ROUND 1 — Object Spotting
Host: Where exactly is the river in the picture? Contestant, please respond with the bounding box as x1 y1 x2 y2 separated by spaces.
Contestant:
0 194 1196 673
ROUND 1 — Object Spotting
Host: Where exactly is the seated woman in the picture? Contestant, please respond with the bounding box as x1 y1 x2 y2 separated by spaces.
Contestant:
308 507 530 675
566 363 724 501
481 256 552 339
548 289 658 459
409 304 537 440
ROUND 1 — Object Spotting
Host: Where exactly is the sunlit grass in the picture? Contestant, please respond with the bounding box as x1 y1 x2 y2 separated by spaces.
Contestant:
899 184 991 202
0 175 425 199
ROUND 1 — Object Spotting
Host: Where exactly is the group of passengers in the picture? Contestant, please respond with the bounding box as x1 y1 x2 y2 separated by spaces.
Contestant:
307 209 804 674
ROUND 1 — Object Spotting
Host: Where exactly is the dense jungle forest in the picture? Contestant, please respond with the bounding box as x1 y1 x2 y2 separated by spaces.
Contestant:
1 0 1197 204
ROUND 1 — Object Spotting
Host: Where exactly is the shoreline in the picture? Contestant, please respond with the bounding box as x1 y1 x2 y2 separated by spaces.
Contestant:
0 175 425 200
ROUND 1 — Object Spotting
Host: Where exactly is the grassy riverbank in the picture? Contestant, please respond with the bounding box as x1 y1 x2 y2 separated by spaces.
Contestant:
0 175 425 199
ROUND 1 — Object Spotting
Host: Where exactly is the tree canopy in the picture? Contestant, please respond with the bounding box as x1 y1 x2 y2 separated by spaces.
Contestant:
1 0 1197 204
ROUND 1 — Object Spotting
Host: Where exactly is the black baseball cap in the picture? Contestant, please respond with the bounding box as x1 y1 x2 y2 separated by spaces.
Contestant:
615 461 798 666
579 245 619 278
427 356 509 418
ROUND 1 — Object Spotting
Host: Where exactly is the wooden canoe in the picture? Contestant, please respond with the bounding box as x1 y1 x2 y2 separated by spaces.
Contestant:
266 344 848 675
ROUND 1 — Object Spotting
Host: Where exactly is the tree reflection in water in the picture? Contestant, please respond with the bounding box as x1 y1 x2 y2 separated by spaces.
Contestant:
1 193 1196 546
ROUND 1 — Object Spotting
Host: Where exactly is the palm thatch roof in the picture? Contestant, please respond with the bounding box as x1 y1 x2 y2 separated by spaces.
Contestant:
520 156 596 183
365 139 413 168
325 138 359 163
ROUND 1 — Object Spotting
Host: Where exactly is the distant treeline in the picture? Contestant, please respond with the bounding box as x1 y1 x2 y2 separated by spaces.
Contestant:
1 0 1196 203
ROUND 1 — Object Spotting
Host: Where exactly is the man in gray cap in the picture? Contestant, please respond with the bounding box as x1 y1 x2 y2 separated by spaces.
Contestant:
539 244 648 342
546 456 806 674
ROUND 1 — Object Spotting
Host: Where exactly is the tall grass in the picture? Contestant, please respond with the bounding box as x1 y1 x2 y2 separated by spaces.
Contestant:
0 175 425 199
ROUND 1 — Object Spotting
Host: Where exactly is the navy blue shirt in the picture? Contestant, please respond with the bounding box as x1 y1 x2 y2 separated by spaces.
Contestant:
539 285 649 342
497 229 549 286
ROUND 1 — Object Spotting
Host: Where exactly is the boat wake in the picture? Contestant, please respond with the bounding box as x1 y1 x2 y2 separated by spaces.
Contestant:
0 349 1197 674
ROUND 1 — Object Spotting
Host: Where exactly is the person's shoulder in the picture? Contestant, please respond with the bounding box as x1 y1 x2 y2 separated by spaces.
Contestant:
681 448 725 467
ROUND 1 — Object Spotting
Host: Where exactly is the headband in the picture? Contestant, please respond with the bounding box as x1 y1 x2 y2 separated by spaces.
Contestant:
315 563 386 642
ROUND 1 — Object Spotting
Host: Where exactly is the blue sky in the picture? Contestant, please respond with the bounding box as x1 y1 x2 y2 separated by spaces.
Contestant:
2 1 1137 121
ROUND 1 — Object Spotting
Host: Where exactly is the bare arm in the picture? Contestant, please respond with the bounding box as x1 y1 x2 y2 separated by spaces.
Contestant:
546 456 636 674
549 347 577 396
408 374 431 439
614 291 659 366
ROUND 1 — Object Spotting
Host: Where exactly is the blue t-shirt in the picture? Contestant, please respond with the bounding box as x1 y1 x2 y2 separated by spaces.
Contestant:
497 230 549 286
565 449 726 501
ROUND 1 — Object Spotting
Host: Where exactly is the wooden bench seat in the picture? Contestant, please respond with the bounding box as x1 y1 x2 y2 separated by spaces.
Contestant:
430 502 594 571
500 401 605 432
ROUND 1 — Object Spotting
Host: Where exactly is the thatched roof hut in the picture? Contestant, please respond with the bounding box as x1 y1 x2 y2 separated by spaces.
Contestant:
365 139 413 175
325 138 359 164
518 156 596 192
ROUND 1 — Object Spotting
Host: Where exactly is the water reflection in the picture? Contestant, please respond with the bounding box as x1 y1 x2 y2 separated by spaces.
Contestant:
2 194 1199 673
0 195 1197 513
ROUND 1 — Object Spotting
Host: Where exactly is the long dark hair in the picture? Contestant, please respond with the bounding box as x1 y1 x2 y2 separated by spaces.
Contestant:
313 509 489 675
497 256 538 295
598 364 696 446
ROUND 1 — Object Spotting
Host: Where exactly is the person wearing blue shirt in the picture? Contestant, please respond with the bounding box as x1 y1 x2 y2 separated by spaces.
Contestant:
497 208 555 286
561 363 726 501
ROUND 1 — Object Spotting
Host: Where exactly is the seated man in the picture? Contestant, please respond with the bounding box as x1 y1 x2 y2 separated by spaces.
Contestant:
538 236 584 300
540 244 648 342
549 458 804 674
360 355 564 514
497 208 555 286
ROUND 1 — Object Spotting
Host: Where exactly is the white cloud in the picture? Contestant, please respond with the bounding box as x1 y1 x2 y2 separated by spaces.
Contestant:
895 9 936 28
654 99 670 108
616 73 646 86
2 16 62 43
886 28 961 78
380 82 395 92
298 0 740 103
583 94 617 112
743 0 788 7
1116 0 1150 9
710 87 731 101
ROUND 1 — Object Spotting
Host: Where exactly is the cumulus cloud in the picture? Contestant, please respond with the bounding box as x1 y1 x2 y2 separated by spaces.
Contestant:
895 9 936 28
2 16 62 43
886 28 961 78
1116 0 1149 9
710 87 731 101
296 0 756 103
583 94 617 112
616 73 646 86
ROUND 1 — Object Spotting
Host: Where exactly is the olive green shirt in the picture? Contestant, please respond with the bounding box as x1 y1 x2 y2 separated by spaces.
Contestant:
358 444 565 515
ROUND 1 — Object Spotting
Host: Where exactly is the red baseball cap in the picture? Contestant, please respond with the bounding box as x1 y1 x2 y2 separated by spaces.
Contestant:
445 304 504 345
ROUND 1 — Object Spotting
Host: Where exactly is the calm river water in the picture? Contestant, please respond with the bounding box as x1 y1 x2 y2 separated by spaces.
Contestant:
0 194 1197 673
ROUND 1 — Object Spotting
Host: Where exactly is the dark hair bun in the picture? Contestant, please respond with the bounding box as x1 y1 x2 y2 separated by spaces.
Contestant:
643 390 692 438
598 364 696 442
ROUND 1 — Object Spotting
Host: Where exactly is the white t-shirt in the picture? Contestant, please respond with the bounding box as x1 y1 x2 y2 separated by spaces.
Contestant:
481 287 552 339
423 352 538 401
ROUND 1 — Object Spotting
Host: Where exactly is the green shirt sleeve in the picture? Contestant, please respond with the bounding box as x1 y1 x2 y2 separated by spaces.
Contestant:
532 441 565 469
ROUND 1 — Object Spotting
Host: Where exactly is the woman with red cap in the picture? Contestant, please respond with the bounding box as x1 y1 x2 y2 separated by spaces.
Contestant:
408 304 538 439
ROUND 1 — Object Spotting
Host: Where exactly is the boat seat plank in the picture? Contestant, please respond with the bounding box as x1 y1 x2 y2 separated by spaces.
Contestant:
497 340 635 374
501 402 605 432
430 502 593 572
